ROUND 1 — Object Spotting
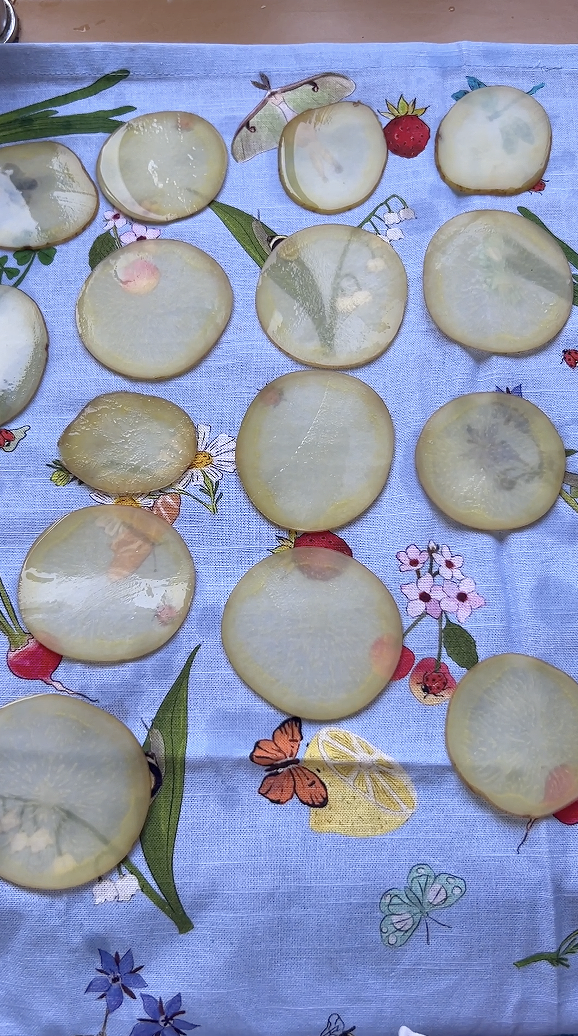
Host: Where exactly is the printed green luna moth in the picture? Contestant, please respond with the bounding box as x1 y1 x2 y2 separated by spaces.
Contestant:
231 71 355 162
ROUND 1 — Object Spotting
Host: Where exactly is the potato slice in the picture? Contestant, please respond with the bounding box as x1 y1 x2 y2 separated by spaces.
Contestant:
19 506 195 662
0 285 48 425
97 111 227 222
278 101 387 214
255 224 407 368
235 370 394 530
58 391 197 495
436 86 551 194
0 693 151 889
0 141 98 248
222 549 402 720
415 392 565 531
446 655 578 817
76 239 233 379
423 210 573 354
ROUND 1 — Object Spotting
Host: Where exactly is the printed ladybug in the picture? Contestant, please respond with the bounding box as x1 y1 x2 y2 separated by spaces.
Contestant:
528 179 547 192
562 349 578 369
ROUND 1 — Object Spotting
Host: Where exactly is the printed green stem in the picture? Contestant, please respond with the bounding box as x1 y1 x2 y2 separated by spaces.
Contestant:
513 951 563 968
111 225 122 247
97 1006 110 1036
122 857 193 934
191 473 221 515
0 575 27 647
560 487 578 514
435 615 444 671
12 254 35 288
403 612 426 639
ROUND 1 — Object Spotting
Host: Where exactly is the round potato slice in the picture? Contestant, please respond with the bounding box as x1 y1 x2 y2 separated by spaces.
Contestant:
255 224 407 368
423 210 573 354
97 111 227 222
76 239 233 379
18 506 195 663
236 370 394 530
58 391 197 495
0 141 98 249
0 693 151 889
0 285 48 425
278 101 387 214
222 549 402 720
436 85 551 194
446 655 578 817
415 392 566 531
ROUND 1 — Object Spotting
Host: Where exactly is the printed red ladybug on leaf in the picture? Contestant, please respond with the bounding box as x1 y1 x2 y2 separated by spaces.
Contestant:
378 95 430 158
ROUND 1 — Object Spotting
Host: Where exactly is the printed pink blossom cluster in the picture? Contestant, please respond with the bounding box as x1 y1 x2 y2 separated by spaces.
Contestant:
397 540 485 623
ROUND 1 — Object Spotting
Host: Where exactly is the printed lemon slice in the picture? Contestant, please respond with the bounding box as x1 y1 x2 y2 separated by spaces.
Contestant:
436 86 551 194
303 728 416 836
97 111 227 222
255 224 407 368
0 284 48 425
278 101 387 214
415 392 566 530
446 654 578 817
423 210 573 354
0 693 151 890
0 141 98 248
76 238 233 379
58 391 197 495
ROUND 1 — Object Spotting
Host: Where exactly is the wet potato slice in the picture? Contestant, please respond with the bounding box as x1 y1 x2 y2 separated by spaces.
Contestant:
415 392 566 531
255 224 407 368
0 285 48 425
0 141 98 249
97 111 228 222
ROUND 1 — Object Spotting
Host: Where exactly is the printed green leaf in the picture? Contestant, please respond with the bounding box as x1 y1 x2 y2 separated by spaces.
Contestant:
12 250 33 266
37 247 56 266
573 282 578 307
139 646 200 931
442 617 479 669
3 267 18 279
88 230 120 270
517 207 578 270
565 448 577 457
209 200 275 267
0 69 132 126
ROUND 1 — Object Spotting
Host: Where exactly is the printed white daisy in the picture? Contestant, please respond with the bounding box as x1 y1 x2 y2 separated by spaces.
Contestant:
178 424 237 488
90 490 156 509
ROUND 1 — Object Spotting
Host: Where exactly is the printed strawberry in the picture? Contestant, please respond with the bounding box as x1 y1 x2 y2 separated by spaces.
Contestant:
379 95 430 158
293 530 353 581
293 531 353 556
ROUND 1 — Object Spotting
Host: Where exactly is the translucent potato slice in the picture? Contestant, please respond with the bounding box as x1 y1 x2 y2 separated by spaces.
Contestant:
58 391 197 495
423 210 573 354
76 239 233 379
19 506 195 662
278 101 387 214
415 392 566 531
97 111 228 222
235 370 394 530
0 693 151 890
0 141 98 249
446 654 578 817
435 86 551 194
0 285 48 425
221 549 402 720
255 224 407 368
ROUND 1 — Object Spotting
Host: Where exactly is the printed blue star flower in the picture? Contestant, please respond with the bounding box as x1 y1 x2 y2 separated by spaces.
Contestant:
130 993 200 1036
85 948 147 1013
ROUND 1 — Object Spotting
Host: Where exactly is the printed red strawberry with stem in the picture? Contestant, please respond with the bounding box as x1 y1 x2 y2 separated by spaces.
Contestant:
379 95 430 158
0 572 93 699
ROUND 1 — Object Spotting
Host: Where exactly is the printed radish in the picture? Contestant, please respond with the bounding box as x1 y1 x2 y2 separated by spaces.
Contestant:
379 95 430 159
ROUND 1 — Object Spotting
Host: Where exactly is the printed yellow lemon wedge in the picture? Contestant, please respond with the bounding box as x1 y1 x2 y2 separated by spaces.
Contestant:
0 284 48 425
255 224 407 368
423 210 573 354
415 392 566 531
303 728 416 836
0 693 151 890
0 141 98 248
436 86 551 194
97 111 227 222
446 654 578 817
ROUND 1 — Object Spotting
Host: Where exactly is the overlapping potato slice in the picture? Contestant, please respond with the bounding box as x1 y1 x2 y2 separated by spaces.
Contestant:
0 141 98 249
222 549 402 720
235 370 394 530
278 101 387 213
423 210 573 354
0 693 151 889
18 506 195 662
0 285 48 424
58 391 197 495
255 224 407 367
446 654 578 817
97 111 227 222
436 86 551 194
415 392 566 531
76 239 233 379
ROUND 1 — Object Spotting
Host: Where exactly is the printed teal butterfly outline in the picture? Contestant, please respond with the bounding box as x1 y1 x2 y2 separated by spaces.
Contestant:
380 863 466 947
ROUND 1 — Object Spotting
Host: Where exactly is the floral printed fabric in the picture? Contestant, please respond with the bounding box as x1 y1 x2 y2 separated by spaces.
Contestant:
1 40 578 1036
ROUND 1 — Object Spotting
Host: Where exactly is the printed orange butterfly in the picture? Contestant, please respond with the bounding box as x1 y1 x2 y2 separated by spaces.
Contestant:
249 716 328 807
